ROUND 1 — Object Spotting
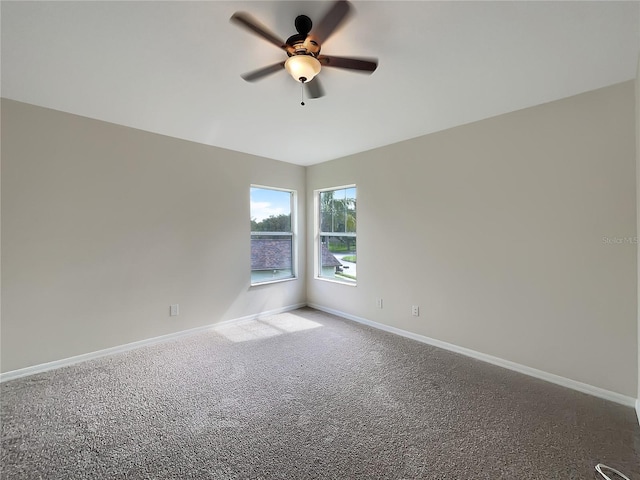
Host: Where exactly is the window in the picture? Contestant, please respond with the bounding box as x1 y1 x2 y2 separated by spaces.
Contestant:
250 186 296 285
317 186 356 284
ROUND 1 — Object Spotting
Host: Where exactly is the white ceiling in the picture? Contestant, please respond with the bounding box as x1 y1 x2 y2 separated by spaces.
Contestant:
2 1 639 166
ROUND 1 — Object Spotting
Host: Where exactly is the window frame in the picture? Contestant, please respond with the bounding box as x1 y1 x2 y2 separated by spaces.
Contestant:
250 185 297 286
315 184 357 286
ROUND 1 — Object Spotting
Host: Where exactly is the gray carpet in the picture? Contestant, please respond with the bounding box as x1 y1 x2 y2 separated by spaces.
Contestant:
1 307 639 479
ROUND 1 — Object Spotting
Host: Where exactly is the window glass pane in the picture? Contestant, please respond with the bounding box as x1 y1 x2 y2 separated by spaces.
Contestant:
319 235 356 283
250 186 295 285
251 235 293 283
318 186 356 284
251 187 291 232
319 187 357 234
319 190 334 233
346 187 356 233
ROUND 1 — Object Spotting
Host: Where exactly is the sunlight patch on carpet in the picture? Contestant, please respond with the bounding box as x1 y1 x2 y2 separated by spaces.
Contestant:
214 315 322 342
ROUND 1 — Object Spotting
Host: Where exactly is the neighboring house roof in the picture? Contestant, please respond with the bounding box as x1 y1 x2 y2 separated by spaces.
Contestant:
251 239 342 270
321 244 342 268
251 238 292 270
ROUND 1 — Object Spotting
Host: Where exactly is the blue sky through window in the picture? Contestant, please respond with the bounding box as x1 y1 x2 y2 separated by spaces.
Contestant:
250 187 292 222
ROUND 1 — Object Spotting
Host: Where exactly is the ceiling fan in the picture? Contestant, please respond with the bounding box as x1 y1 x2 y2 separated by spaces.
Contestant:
230 0 378 104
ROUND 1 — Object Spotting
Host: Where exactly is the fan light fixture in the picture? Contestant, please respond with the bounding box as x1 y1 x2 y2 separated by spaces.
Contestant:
285 55 321 83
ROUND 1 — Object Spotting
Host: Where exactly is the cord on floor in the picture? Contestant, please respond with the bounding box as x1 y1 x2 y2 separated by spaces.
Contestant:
596 463 632 480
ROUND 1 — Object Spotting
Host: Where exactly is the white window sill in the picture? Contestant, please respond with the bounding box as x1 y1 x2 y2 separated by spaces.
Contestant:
315 276 357 287
250 277 298 287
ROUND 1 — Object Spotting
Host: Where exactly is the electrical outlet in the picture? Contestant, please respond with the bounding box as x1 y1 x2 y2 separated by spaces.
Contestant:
412 305 419 317
170 304 179 316
377 298 383 309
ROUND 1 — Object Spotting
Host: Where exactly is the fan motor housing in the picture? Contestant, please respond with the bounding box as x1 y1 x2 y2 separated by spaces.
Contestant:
286 14 320 57
286 35 320 57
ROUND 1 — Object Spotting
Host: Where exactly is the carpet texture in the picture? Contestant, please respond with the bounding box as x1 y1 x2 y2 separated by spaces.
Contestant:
1 307 639 479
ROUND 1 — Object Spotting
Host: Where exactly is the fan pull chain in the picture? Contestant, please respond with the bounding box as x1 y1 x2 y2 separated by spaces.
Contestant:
300 80 305 106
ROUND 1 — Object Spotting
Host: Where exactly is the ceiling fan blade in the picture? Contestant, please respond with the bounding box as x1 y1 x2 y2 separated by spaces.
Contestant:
306 78 325 99
241 62 286 82
318 55 378 73
230 12 290 52
310 0 352 45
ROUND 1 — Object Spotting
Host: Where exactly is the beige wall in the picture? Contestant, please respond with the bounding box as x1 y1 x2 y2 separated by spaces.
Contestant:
1 99 307 372
2 82 638 399
307 81 637 397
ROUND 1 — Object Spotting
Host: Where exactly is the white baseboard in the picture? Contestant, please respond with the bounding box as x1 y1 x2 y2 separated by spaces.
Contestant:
308 303 638 409
0 303 306 383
